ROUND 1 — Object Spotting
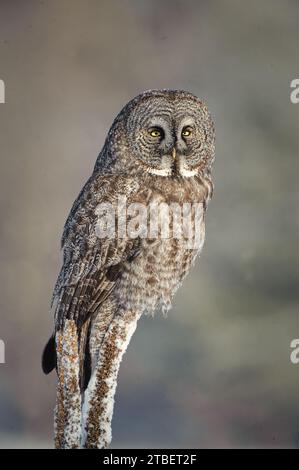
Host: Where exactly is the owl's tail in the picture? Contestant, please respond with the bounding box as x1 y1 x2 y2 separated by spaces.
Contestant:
42 334 56 374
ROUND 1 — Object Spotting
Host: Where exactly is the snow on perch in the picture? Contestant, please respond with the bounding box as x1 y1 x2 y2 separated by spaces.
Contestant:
54 312 140 449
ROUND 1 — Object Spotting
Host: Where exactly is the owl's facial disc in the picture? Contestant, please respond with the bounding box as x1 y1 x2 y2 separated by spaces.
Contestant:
125 93 215 178
144 116 205 178
144 115 208 177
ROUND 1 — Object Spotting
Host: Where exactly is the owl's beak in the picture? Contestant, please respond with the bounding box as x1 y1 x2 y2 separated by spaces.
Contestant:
170 147 178 177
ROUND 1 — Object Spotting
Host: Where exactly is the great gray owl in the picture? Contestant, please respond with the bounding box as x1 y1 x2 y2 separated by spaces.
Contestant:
42 89 215 449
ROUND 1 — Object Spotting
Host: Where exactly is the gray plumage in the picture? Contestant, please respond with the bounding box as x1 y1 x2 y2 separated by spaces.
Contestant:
42 89 215 448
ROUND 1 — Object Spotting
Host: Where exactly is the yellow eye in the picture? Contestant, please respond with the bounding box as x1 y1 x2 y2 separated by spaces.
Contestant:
182 127 192 137
149 128 162 138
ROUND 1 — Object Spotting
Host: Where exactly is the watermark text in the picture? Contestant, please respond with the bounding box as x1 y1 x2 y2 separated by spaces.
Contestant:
290 79 299 104
290 339 299 364
0 79 5 103
0 339 5 364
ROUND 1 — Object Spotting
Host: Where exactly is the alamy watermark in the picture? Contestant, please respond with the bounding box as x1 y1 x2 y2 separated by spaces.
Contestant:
0 79 5 103
290 79 299 104
94 196 205 249
290 339 299 364
0 339 5 364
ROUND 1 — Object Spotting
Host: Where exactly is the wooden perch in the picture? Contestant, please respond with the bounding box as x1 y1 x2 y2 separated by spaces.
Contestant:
54 320 82 449
54 312 140 449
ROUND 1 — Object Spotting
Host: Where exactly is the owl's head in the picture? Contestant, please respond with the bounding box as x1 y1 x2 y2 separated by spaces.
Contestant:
97 90 215 178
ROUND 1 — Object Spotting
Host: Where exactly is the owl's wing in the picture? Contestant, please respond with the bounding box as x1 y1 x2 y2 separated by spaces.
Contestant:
54 173 141 331
42 173 141 376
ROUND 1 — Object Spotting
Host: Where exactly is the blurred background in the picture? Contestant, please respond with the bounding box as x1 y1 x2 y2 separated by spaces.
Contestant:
0 0 298 448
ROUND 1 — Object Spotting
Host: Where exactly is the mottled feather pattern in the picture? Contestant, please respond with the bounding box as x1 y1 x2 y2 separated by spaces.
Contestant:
53 175 141 329
42 89 215 448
